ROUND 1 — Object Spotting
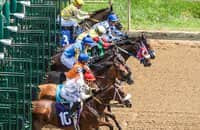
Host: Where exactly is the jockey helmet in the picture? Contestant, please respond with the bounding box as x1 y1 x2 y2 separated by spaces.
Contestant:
95 25 106 35
73 0 84 6
84 71 96 81
107 14 118 22
82 36 95 47
78 53 89 62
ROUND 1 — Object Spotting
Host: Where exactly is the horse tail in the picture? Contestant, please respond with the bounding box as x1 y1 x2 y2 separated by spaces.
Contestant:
32 100 49 114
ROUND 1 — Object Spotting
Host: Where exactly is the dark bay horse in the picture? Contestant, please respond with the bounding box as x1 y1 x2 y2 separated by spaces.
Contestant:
51 33 153 72
113 35 153 67
32 83 131 130
127 33 156 59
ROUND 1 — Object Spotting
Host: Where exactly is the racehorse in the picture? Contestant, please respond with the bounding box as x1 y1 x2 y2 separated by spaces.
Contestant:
32 81 131 130
127 33 156 59
51 33 153 72
58 5 122 51
79 5 122 31
39 51 132 100
37 52 132 129
112 34 153 67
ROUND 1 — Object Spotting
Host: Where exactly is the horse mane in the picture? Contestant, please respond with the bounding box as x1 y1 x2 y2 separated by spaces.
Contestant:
84 84 112 103
90 7 111 17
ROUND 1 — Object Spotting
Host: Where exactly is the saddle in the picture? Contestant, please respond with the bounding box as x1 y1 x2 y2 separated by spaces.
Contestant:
55 100 81 127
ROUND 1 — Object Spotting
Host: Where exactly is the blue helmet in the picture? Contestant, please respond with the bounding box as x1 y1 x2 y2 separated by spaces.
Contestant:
82 36 95 47
107 14 118 22
78 53 89 62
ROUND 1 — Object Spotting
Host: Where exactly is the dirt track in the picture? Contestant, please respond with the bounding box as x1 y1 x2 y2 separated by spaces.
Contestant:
43 40 200 130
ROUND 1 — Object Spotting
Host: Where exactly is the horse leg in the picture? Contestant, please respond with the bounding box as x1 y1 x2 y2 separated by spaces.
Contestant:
97 120 114 130
63 127 74 130
105 105 112 122
32 118 44 130
104 112 122 130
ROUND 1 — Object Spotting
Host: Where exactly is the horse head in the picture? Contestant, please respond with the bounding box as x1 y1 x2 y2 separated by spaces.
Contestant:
93 83 132 108
140 33 156 59
116 36 152 67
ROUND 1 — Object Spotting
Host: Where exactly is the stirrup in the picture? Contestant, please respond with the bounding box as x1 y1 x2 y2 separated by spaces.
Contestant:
72 114 80 130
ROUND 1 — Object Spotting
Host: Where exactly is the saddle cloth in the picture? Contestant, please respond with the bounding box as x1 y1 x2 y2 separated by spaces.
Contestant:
55 102 74 127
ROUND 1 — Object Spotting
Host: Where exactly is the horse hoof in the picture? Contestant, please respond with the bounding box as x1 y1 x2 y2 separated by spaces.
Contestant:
127 79 134 85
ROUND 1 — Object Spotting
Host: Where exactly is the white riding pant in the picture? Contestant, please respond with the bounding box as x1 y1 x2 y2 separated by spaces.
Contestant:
59 17 78 27
60 53 76 69
60 79 81 103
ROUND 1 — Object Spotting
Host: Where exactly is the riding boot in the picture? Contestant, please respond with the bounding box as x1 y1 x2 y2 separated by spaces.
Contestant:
97 42 104 57
72 26 77 40
71 102 81 114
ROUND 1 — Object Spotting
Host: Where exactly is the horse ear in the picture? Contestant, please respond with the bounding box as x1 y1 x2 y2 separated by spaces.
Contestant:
110 4 113 11
141 32 146 40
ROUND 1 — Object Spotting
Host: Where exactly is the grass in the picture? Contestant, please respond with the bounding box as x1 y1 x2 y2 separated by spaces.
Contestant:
82 0 200 31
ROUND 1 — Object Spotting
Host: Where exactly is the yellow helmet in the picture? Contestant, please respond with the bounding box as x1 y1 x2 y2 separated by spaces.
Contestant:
95 25 106 35
73 0 84 6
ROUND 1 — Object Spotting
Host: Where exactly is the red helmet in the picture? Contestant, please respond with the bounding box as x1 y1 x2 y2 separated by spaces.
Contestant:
93 37 100 42
84 71 96 81
103 42 111 49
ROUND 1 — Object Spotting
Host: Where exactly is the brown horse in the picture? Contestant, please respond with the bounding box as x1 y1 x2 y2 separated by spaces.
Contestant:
32 83 131 130
39 52 132 100
79 5 122 31
112 34 154 67
80 6 112 31
37 53 132 130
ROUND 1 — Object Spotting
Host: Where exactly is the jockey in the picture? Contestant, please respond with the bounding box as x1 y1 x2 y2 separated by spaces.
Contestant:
92 13 128 42
61 36 96 69
77 25 110 57
60 0 90 38
60 53 93 111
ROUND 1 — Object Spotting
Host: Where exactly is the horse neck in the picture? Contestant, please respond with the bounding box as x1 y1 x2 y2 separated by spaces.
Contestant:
88 87 115 115
91 8 110 20
96 65 116 88
119 43 136 61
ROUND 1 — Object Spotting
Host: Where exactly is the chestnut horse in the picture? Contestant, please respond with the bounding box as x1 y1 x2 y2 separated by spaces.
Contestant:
37 52 132 130
32 83 131 130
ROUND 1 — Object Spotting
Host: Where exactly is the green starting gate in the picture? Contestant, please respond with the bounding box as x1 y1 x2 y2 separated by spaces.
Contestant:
0 0 69 129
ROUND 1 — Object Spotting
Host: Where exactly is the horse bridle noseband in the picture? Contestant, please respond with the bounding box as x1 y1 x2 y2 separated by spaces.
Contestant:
89 83 125 106
115 40 148 60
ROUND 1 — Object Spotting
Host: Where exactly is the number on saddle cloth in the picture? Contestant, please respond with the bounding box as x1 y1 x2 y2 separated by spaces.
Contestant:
56 102 74 127
60 30 75 46
60 27 84 47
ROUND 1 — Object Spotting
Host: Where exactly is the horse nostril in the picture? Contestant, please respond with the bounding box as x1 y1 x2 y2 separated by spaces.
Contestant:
149 63 152 66
124 101 132 108
128 103 132 108
144 62 151 67
151 55 156 59
127 79 134 85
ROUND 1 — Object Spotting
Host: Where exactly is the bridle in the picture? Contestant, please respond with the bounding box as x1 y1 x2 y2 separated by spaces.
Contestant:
87 83 126 107
114 39 150 61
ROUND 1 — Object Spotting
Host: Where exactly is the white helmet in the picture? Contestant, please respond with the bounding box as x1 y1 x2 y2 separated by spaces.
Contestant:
95 25 106 35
